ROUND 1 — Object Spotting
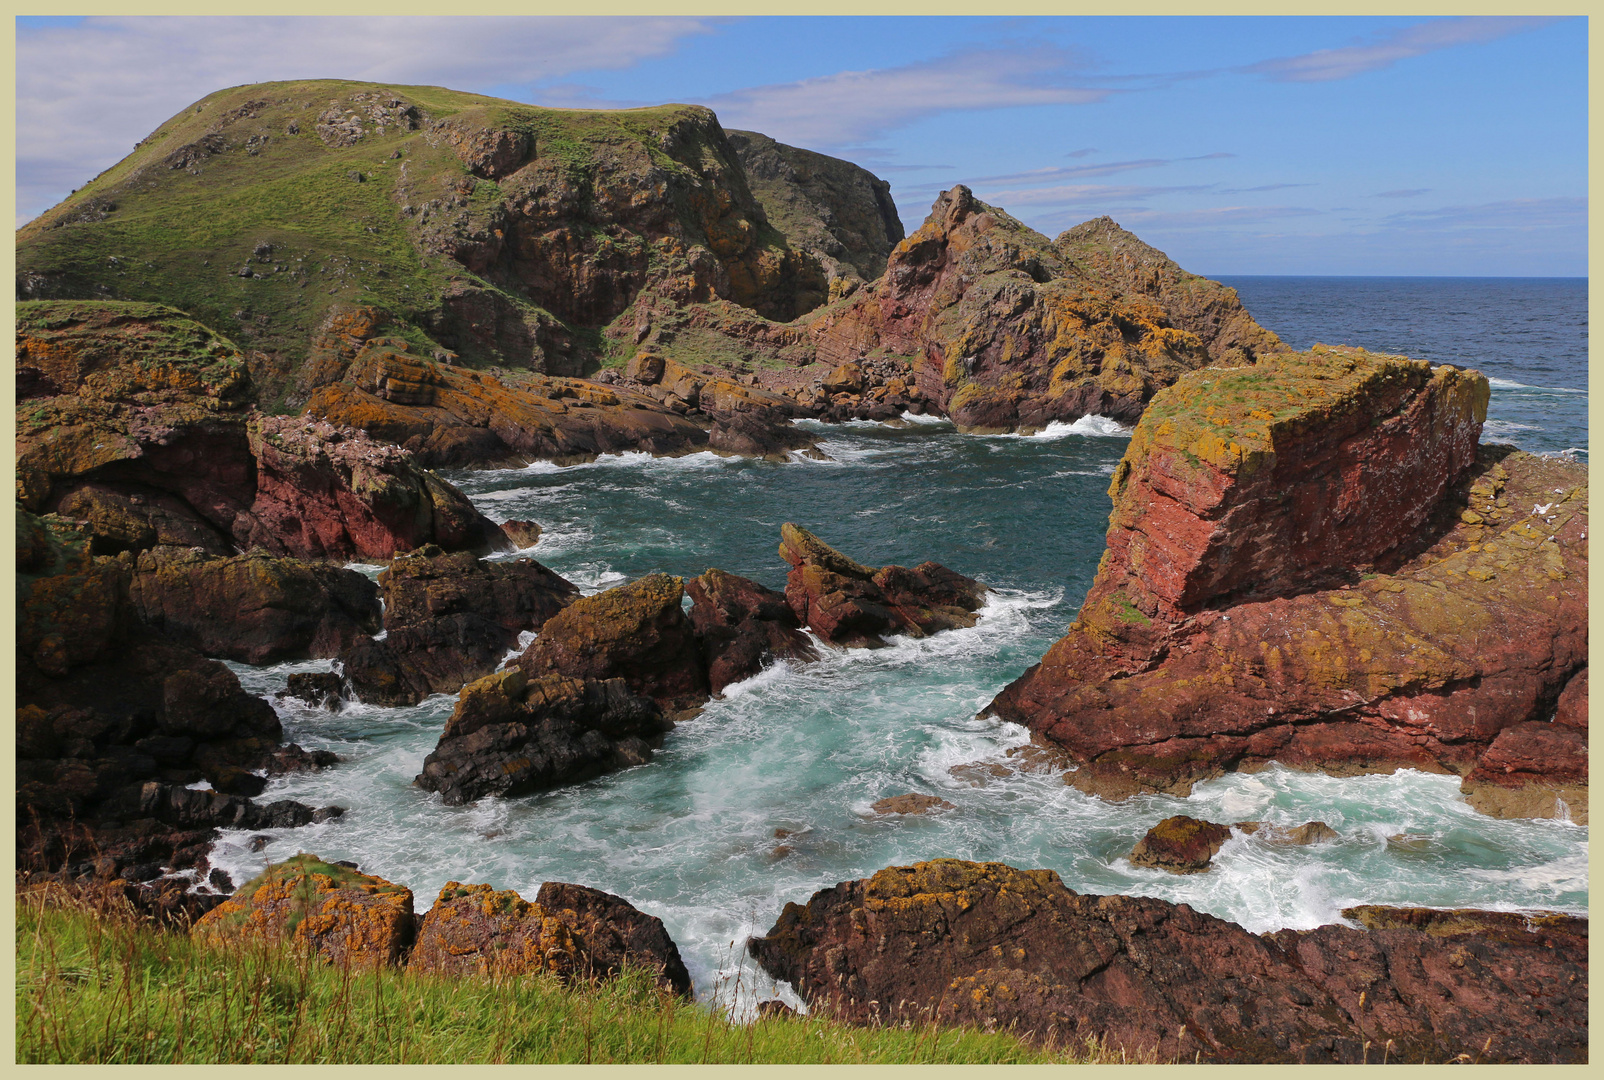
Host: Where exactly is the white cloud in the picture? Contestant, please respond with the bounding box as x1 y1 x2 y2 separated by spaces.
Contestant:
700 45 1108 150
1382 197 1586 232
972 183 1213 208
1245 16 1562 83
16 15 719 223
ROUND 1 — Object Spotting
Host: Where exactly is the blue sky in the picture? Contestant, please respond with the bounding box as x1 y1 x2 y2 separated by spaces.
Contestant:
15 15 1587 276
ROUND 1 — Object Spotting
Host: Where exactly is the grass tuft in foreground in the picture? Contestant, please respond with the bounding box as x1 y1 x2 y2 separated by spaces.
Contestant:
16 885 1133 1064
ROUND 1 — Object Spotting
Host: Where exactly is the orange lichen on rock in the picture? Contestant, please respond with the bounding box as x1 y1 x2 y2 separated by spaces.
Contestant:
194 854 415 968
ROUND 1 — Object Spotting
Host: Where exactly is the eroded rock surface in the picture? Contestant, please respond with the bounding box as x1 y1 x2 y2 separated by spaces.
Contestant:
686 568 817 694
747 859 1587 1063
1127 816 1231 874
985 348 1586 810
779 523 988 647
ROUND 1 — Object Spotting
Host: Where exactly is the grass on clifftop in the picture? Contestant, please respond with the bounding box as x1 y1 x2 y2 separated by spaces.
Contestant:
15 887 1131 1065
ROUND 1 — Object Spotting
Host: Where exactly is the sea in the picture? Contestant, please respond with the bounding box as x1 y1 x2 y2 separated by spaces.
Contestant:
214 277 1588 1011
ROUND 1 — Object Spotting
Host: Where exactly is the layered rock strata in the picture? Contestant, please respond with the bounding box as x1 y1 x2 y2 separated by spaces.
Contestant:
779 523 989 646
985 348 1586 815
685 567 818 693
747 859 1587 1064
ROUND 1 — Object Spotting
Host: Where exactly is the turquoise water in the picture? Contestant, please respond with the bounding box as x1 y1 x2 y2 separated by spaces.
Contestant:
215 415 1588 1010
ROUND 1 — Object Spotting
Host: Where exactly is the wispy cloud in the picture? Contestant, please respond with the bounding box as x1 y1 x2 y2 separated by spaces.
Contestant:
1382 196 1586 231
1067 147 1098 158
16 15 719 223
1371 188 1431 198
1221 183 1318 194
701 44 1108 149
1110 205 1325 229
1245 16 1561 83
977 183 1213 208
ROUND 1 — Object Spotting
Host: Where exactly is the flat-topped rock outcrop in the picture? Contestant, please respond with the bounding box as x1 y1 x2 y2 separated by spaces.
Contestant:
984 347 1586 816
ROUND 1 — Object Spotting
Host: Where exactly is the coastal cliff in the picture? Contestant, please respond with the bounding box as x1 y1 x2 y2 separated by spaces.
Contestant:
985 346 1587 819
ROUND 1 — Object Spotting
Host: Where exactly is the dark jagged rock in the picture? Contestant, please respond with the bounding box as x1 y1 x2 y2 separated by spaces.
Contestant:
1127 816 1232 873
277 672 346 710
778 523 988 647
339 544 579 707
535 881 693 996
129 545 381 663
686 568 817 694
748 859 1587 1064
379 544 577 633
986 351 1586 810
415 669 671 804
517 573 709 712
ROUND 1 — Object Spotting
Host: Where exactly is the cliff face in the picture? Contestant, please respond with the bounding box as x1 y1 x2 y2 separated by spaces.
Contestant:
985 347 1587 817
810 186 1284 433
727 129 905 294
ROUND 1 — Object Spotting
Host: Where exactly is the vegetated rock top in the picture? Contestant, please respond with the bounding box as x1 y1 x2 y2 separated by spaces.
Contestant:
16 80 895 405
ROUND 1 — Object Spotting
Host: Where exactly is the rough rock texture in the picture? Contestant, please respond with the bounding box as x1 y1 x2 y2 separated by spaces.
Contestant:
748 860 1587 1063
340 544 580 707
17 301 507 559
778 523 989 647
236 415 508 559
986 350 1585 807
534 881 693 996
517 573 710 711
686 568 818 694
415 669 671 804
1053 216 1284 366
1460 722 1589 824
727 128 905 293
871 793 955 815
809 186 1282 433
16 508 337 882
1128 816 1232 874
128 545 380 663
1236 821 1340 846
194 854 415 968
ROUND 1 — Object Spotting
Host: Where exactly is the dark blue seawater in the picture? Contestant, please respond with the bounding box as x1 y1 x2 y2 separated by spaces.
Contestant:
1219 276 1588 456
213 282 1588 1008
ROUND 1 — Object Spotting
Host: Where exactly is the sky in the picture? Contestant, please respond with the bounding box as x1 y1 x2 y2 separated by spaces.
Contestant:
14 15 1588 276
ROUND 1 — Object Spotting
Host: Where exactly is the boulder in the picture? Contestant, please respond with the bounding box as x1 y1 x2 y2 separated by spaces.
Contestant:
517 573 709 712
500 519 542 548
985 351 1587 805
194 854 415 968
535 881 693 996
1127 816 1232 873
686 568 817 694
1460 722 1589 824
747 859 1587 1063
129 546 381 664
1235 821 1340 846
415 669 671 804
778 523 988 647
340 545 579 707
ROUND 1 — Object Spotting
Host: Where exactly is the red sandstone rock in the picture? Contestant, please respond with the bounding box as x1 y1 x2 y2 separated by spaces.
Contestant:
985 350 1586 810
1553 666 1587 729
747 859 1587 1064
686 568 817 694
236 415 508 560
778 523 988 647
1460 722 1589 824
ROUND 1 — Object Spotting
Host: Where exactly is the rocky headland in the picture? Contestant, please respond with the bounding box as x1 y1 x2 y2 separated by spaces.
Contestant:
984 346 1587 820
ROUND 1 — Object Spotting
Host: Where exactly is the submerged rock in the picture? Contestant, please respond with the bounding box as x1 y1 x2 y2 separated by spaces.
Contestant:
1235 821 1340 846
414 669 670 805
194 854 415 968
747 859 1587 1063
686 568 817 694
778 523 988 647
870 793 955 815
986 349 1587 809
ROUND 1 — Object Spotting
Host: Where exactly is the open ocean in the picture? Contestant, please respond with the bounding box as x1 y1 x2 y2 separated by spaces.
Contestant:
214 277 1588 1011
